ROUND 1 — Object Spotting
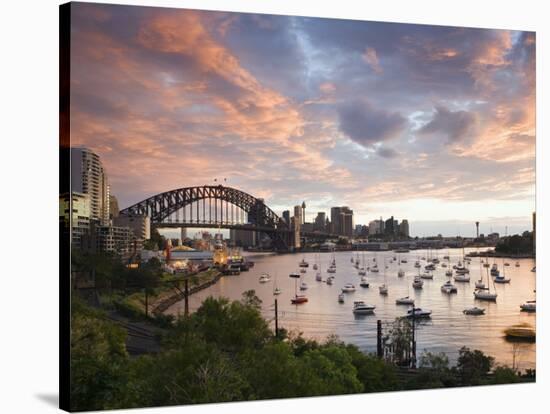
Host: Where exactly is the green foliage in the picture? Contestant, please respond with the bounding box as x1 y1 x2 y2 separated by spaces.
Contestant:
70 300 130 411
143 228 166 251
413 351 457 389
457 346 495 385
495 232 534 255
491 366 522 384
345 344 398 392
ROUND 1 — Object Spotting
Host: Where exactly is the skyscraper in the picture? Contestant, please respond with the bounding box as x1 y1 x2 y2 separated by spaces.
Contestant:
400 219 410 238
331 206 353 237
71 148 110 224
314 212 326 231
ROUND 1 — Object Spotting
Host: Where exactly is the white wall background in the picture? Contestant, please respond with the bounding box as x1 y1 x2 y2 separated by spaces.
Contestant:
0 0 547 412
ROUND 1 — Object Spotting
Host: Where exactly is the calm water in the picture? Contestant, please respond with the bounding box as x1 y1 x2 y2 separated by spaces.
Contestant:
167 248 536 370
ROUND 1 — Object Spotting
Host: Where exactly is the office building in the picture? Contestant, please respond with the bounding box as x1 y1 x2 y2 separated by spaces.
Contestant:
114 215 151 241
385 216 399 235
330 206 353 237
314 212 326 232
230 229 258 248
71 147 110 224
399 219 410 238
368 219 384 236
59 192 90 250
282 210 291 226
109 195 119 219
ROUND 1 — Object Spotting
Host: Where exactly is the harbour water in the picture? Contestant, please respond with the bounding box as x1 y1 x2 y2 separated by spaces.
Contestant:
167 248 536 370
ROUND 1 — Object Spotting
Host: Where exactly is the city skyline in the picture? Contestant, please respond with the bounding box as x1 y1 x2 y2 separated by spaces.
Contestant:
69 3 535 237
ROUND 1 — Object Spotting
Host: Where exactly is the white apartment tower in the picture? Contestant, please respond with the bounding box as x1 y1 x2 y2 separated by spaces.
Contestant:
71 148 110 224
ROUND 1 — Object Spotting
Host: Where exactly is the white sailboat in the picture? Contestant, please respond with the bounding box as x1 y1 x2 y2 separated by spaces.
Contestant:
379 257 388 295
474 265 497 301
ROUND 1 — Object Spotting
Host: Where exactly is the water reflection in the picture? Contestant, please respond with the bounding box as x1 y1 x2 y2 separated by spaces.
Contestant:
167 248 536 370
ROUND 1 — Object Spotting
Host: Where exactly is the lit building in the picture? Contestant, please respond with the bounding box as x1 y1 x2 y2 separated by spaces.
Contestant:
59 192 90 249
293 205 302 248
71 147 110 224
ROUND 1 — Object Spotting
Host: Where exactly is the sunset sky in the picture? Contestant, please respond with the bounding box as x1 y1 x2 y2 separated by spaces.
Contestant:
70 3 536 237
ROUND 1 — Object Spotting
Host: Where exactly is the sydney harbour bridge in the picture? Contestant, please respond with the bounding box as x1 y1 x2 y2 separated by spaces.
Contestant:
119 185 337 251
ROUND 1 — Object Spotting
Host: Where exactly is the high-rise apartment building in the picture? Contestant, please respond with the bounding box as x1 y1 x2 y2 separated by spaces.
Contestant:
71 148 110 224
331 206 353 237
399 219 410 238
59 192 90 249
368 219 385 236
314 212 326 232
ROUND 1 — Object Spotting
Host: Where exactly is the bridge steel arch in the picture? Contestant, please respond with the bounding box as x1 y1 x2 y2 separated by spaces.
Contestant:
119 185 292 250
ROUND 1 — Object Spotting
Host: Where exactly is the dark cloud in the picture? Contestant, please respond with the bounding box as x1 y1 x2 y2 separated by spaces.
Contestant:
419 106 476 143
337 101 406 146
376 146 399 159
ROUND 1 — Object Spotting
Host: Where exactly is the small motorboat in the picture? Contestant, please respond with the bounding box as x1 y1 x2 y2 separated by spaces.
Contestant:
412 276 424 289
273 287 282 295
370 266 379 273
420 272 433 280
291 295 308 304
454 274 470 282
445 270 453 277
342 283 356 293
259 273 271 283
515 261 520 267
475 279 485 289
359 277 370 288
299 259 309 268
531 266 536 272
313 263 318 270
401 259 408 263
315 272 322 281
414 261 421 268
441 280 457 293
504 262 510 267
398 269 405 278
358 268 367 276
463 307 485 315
504 323 535 342
441 263 448 268
490 264 499 276
326 276 334 285
327 266 336 274
289 272 301 278
406 307 432 319
455 267 470 274
520 300 536 312
300 282 308 291
396 296 415 305
443 255 450 260
379 284 388 295
353 301 376 314
338 293 345 303
483 262 490 268
425 264 436 271
300 268 307 274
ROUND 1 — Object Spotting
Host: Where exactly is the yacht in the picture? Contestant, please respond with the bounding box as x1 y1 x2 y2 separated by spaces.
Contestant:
412 276 424 289
359 277 370 288
414 261 421 268
259 273 271 283
441 280 458 294
420 272 434 280
358 268 367 276
290 272 307 304
370 265 379 273
425 263 436 271
353 301 376 314
490 263 499 276
327 266 336 274
445 270 453 277
454 273 470 282
494 274 511 284
475 279 486 289
463 307 485 315
299 258 309 268
441 263 448 268
474 289 497 301
342 283 356 293
520 300 536 312
396 296 415 305
338 293 345 303
326 276 334 285
406 307 432 319
504 262 510 266
379 284 388 295
401 259 408 264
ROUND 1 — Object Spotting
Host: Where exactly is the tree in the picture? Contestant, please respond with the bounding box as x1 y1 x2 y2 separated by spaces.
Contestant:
456 347 494 385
